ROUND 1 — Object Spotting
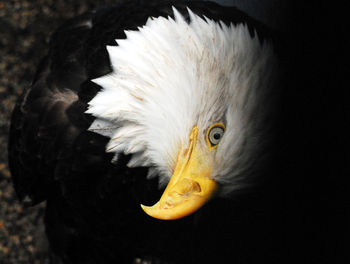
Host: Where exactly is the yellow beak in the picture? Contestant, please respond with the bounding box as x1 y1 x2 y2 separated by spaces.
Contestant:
141 126 218 220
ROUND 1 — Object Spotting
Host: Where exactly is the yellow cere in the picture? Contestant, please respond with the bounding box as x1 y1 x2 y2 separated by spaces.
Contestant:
141 126 218 220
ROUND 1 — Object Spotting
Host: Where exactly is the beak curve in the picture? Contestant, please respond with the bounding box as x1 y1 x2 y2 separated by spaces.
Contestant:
141 126 218 220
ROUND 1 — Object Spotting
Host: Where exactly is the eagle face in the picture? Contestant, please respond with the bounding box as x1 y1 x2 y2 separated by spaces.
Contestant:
86 7 278 219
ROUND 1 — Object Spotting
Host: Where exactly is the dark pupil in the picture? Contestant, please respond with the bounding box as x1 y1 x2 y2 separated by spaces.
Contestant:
213 133 221 140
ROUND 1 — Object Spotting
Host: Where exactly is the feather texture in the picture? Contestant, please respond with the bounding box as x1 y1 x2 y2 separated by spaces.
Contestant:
87 7 278 193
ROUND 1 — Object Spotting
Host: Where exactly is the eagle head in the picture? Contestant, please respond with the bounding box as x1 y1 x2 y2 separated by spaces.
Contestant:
86 8 278 220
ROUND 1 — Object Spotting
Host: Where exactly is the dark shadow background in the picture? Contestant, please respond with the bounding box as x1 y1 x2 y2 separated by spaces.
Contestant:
0 0 348 263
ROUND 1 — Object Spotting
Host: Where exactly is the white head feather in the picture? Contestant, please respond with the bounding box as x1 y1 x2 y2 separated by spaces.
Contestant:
86 7 278 195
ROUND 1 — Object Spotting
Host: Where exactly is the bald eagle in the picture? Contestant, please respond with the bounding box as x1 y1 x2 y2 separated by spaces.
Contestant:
9 0 282 263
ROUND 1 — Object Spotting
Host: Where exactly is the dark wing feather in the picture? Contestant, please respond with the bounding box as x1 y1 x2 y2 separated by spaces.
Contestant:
8 11 94 205
9 1 279 263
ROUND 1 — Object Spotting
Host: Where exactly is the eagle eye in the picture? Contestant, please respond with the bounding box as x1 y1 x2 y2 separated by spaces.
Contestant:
207 123 225 148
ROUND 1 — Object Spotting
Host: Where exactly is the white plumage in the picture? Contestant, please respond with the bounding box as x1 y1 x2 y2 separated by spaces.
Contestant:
86 7 278 195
